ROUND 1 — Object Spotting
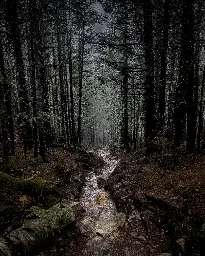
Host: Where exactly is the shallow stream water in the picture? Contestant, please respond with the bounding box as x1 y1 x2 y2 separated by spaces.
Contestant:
78 150 125 255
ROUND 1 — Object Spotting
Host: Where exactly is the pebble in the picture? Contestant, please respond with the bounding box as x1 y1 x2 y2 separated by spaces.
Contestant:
130 231 138 238
137 235 146 241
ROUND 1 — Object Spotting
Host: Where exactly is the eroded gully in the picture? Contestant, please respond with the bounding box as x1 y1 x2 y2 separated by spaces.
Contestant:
77 149 127 255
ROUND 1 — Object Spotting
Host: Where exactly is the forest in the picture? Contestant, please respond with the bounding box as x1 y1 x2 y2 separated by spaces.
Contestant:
0 0 205 255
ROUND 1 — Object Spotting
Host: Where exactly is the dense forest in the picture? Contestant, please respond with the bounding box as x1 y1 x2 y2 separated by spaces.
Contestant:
1 0 205 159
1 0 205 255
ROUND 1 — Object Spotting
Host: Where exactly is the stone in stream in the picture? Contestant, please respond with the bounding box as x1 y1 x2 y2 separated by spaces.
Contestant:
130 231 138 238
97 177 106 189
176 237 185 251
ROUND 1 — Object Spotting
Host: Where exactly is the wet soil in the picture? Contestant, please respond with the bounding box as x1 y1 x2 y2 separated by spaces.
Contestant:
57 151 171 256
38 151 205 256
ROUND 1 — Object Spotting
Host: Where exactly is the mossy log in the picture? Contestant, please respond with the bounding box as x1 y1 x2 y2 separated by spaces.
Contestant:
0 171 56 197
0 203 75 256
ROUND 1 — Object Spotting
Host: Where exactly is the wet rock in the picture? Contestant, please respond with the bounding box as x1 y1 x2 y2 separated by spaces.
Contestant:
71 202 86 218
128 210 141 221
137 156 148 164
97 177 106 189
96 232 104 237
134 240 142 245
0 239 11 256
130 231 138 238
0 203 75 256
137 235 146 241
159 253 172 256
176 237 185 251
115 212 126 228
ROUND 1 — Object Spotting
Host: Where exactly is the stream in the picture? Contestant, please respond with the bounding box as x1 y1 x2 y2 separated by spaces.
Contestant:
76 150 171 256
78 150 126 255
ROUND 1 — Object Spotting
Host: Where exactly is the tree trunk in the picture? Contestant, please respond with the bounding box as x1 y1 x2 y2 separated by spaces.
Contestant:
184 0 195 153
158 0 169 133
120 5 129 152
29 0 38 157
68 4 76 145
143 0 156 155
77 20 85 145
0 40 15 161
197 65 205 150
5 0 32 152
174 0 195 150
57 20 66 143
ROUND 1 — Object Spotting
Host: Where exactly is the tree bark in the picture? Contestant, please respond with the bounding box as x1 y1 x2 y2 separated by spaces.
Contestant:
174 0 195 151
0 40 15 161
29 0 38 157
68 2 76 145
158 0 169 133
184 0 195 153
5 0 32 152
143 0 156 155
197 65 205 150
77 19 85 145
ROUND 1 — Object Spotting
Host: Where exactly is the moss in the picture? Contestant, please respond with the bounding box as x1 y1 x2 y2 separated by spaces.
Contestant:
0 203 76 255
0 171 19 188
0 203 28 233
0 171 53 198
6 153 43 178
0 204 11 213
21 177 48 196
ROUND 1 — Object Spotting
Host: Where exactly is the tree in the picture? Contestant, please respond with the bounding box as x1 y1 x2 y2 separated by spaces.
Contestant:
77 1 86 145
143 0 156 155
174 0 195 152
158 0 169 133
5 0 32 152
0 39 15 161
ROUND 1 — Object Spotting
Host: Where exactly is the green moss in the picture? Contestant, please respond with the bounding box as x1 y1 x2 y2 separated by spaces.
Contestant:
7 153 43 178
0 171 50 197
0 204 28 232
21 203 75 241
0 171 20 188
0 204 11 213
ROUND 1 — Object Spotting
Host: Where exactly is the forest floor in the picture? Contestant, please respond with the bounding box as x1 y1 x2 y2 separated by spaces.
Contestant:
1 149 205 255
104 152 205 255
43 151 205 256
0 146 104 253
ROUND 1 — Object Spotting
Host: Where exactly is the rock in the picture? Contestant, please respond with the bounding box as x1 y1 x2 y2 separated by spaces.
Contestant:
0 239 11 256
176 237 185 251
128 210 141 222
71 202 85 217
0 203 75 255
137 235 146 241
159 253 172 256
97 177 106 188
134 241 142 245
130 231 138 238
115 212 126 227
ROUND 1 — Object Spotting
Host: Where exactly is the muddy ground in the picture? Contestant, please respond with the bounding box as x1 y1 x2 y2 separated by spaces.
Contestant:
104 153 205 255
0 147 104 254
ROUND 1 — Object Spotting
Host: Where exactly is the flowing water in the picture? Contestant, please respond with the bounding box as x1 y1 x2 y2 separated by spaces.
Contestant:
78 150 126 255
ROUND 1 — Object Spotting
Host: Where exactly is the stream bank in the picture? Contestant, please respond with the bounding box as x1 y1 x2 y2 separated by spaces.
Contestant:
4 149 205 255
0 147 104 256
104 153 205 255
60 150 170 256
